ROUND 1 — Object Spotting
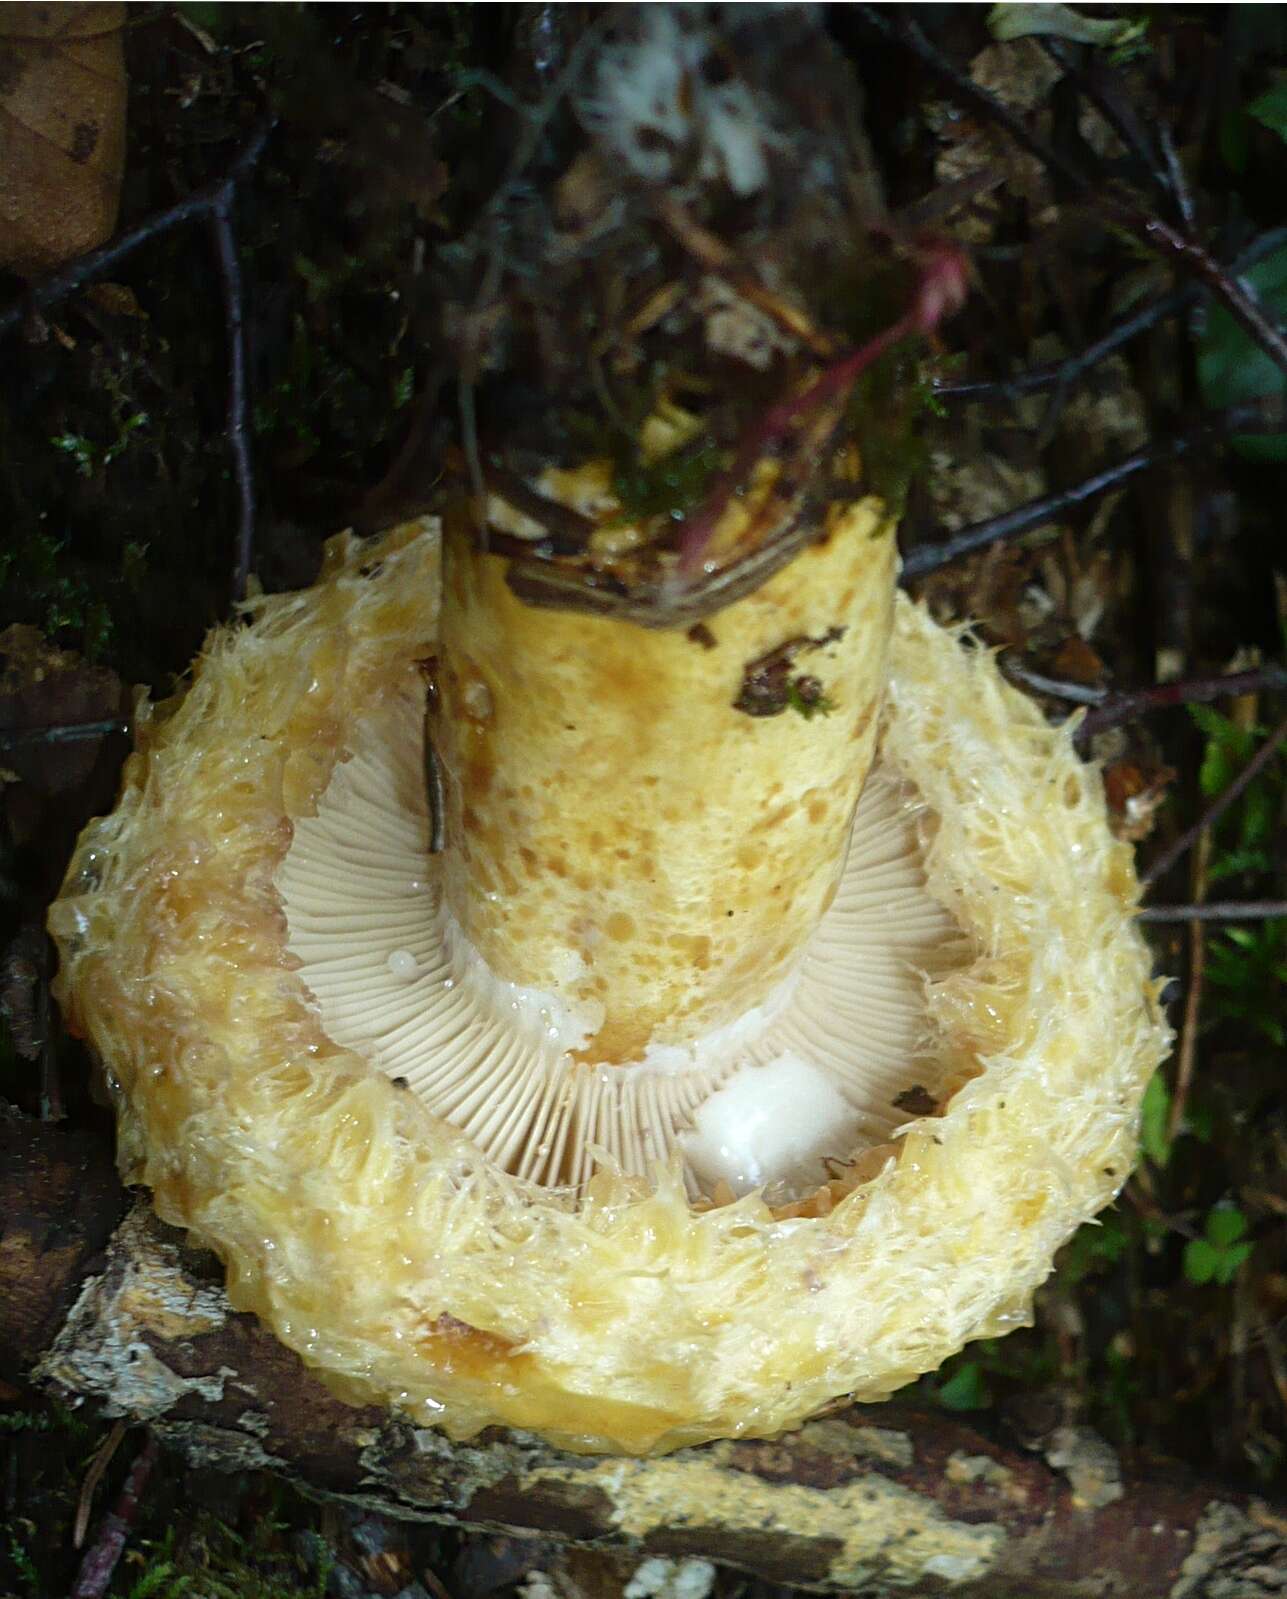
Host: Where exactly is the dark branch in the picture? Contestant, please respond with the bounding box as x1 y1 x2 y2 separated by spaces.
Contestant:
854 8 1287 383
0 118 274 342
1038 37 1173 213
936 227 1287 403
0 116 274 611
852 7 1087 188
1139 901 1287 924
0 718 130 751
1076 664 1287 740
902 403 1281 579
210 194 255 607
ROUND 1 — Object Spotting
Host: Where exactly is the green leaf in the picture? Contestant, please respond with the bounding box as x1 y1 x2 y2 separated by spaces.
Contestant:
1208 845 1272 884
1240 781 1277 847
1139 1072 1172 1167
1184 1237 1218 1285
936 1361 992 1411
1059 1213 1128 1284
1205 1207 1247 1247
1188 703 1237 739
50 431 97 476
1199 739 1236 797
1215 1241 1254 1283
1248 81 1287 143
1196 247 1287 463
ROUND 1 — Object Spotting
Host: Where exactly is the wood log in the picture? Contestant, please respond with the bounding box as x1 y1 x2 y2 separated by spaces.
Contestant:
3 1114 1285 1596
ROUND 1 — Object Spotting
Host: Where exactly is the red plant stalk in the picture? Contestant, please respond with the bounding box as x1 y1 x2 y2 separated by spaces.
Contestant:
676 238 969 577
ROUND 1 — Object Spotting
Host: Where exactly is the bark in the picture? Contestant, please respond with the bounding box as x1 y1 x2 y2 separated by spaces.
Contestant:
3 1117 1285 1597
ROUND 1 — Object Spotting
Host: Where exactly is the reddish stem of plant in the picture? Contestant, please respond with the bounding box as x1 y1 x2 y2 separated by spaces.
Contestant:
70 1431 160 1599
1076 664 1287 740
676 239 969 578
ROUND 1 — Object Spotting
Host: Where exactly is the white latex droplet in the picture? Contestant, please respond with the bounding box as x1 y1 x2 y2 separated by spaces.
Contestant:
386 948 419 981
680 1054 863 1196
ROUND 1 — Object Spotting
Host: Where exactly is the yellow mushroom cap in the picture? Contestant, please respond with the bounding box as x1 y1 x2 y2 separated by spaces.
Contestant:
48 519 1171 1456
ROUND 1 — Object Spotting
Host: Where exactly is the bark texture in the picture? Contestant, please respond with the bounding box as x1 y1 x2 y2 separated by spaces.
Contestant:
4 1115 1286 1597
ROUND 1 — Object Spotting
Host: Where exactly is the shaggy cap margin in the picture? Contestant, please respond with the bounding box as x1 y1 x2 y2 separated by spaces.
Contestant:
48 519 1171 1456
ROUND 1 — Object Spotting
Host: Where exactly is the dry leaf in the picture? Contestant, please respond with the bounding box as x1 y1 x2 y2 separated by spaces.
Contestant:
0 2 127 275
1102 758 1176 843
0 623 128 848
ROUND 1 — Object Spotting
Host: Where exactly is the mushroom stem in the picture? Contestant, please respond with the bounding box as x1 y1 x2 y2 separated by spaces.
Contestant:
430 502 898 1066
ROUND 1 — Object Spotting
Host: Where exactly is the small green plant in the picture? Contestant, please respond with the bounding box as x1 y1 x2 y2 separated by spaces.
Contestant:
786 678 836 720
126 1557 188 1599
1139 1070 1173 1167
51 412 150 478
1183 1206 1254 1286
1058 1210 1128 1284
1206 921 1287 1046
610 436 722 526
1190 705 1283 878
1247 80 1287 141
0 1411 55 1434
933 1360 992 1412
1187 705 1287 1045
6 1528 41 1597
0 528 115 657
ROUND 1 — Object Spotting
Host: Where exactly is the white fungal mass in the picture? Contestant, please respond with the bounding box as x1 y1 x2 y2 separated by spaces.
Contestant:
277 672 970 1199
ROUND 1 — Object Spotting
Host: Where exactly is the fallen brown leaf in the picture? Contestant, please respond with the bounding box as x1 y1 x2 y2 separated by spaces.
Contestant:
1102 758 1176 843
0 2 127 275
0 623 129 852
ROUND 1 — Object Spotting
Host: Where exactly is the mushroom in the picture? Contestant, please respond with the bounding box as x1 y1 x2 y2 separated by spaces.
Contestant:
48 504 1171 1455
46 6 1171 1459
276 500 970 1197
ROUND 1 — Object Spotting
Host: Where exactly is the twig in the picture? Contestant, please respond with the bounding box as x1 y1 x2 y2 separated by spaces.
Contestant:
1166 826 1210 1144
0 718 130 750
937 285 1189 401
0 116 274 611
656 196 836 359
676 324 911 576
935 226 1287 401
0 118 274 341
1120 208 1287 380
74 1420 128 1549
1142 708 1287 889
210 193 255 606
1256 1311 1287 1418
1000 658 1107 705
1039 36 1171 209
69 1431 160 1599
854 8 1287 383
853 7 1086 185
678 238 969 577
902 402 1281 579
37 935 60 1124
1159 123 1196 236
1075 663 1287 740
1139 900 1287 924
903 433 1176 577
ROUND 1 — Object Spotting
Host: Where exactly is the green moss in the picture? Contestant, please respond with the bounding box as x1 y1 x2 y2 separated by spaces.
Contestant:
610 436 723 525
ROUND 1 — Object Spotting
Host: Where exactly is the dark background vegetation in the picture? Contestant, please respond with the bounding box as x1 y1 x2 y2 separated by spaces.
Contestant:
2 5 1285 1596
